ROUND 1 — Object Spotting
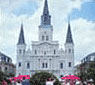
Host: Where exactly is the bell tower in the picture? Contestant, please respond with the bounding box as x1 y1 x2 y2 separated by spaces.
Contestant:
39 0 53 42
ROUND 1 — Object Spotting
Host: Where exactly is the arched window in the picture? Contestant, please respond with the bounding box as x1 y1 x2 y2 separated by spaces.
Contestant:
27 63 30 69
19 62 21 67
42 36 44 41
69 62 71 67
46 36 49 41
60 63 63 69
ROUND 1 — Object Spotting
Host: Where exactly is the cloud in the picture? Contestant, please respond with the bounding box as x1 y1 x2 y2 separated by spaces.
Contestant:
71 18 95 64
0 0 94 64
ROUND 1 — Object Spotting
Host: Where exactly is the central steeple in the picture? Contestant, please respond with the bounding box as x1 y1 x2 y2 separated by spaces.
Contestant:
41 0 51 26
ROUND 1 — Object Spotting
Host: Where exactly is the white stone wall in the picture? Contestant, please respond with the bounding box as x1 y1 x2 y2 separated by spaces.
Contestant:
16 25 74 78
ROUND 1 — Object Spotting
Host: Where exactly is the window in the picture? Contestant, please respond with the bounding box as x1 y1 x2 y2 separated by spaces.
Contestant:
69 49 71 53
5 67 7 71
42 36 44 41
46 63 48 68
42 63 48 68
42 63 44 68
35 50 37 54
23 50 25 54
60 63 63 69
19 49 21 54
19 62 21 67
46 36 49 41
54 50 56 54
69 62 71 67
27 63 30 69
8 58 10 63
44 51 46 55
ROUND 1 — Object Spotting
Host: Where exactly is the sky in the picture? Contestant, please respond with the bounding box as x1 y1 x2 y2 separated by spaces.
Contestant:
0 0 95 65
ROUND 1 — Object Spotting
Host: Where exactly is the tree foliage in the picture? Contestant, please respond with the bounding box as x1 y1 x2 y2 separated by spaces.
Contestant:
30 71 61 85
77 62 95 83
0 70 15 84
87 62 95 83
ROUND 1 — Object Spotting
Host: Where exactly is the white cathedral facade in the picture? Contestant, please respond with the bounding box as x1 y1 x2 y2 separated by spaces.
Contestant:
16 0 74 78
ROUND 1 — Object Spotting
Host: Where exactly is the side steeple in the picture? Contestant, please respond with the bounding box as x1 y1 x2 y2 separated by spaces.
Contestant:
66 20 73 44
17 24 25 45
41 0 51 25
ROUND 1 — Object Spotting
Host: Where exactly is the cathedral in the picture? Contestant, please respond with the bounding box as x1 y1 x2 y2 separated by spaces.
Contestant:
16 0 74 78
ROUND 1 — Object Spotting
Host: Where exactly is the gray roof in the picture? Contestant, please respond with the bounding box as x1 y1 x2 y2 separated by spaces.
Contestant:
41 0 51 26
43 0 49 15
81 52 95 62
17 24 25 45
86 52 95 58
66 22 73 44
0 52 12 62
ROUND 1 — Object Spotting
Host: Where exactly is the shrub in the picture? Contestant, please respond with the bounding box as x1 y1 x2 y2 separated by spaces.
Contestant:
30 71 61 85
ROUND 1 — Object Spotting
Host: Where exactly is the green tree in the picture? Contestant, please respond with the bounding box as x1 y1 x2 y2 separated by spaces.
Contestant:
0 70 14 84
0 70 7 84
87 62 95 83
30 71 61 85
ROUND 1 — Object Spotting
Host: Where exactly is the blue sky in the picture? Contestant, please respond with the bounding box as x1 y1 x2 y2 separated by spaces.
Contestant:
0 0 95 65
13 1 39 16
71 1 95 21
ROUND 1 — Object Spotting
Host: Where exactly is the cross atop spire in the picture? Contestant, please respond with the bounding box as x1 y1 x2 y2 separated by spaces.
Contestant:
66 18 73 44
41 0 51 26
17 23 25 45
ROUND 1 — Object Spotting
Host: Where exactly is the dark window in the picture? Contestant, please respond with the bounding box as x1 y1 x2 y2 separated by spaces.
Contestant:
35 50 37 54
42 63 48 68
46 63 48 68
60 63 63 69
42 63 44 68
42 36 44 41
54 50 56 54
5 67 7 71
69 49 71 53
8 58 10 63
69 62 71 67
4 57 6 62
27 63 30 69
44 51 46 55
19 62 21 67
46 36 49 41
19 49 21 54
23 50 25 54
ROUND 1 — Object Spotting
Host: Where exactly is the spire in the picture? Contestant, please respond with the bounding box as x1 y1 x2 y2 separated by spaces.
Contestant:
66 19 73 44
43 0 49 15
41 0 51 25
17 24 25 45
